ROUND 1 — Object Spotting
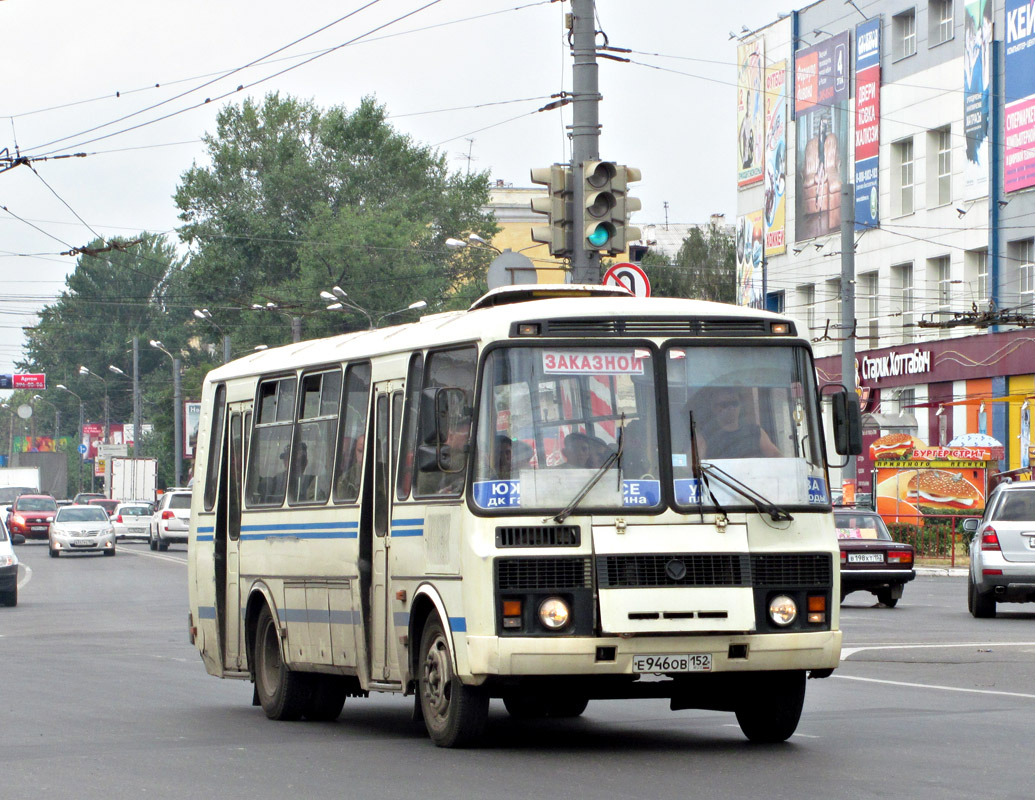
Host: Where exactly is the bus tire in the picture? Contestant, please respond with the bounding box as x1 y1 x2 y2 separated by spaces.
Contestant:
303 675 348 722
418 617 488 747
253 604 310 721
734 670 806 744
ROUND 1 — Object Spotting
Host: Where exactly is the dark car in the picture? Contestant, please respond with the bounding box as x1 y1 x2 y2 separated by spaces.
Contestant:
834 509 916 607
87 498 119 516
72 492 105 505
6 494 59 540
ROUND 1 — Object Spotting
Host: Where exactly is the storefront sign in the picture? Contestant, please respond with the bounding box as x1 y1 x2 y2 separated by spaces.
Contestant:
859 348 932 383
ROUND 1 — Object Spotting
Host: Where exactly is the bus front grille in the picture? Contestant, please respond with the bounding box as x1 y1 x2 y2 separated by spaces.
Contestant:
750 553 832 587
596 554 750 588
496 525 581 548
539 318 775 338
495 556 593 590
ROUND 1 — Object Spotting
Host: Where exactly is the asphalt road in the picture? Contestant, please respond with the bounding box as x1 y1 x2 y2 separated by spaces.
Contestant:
2 541 1033 800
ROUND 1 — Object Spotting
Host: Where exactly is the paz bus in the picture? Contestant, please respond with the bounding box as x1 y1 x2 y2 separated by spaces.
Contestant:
187 284 862 747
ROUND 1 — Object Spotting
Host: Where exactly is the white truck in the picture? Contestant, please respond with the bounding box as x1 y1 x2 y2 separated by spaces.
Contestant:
0 466 41 506
108 458 158 503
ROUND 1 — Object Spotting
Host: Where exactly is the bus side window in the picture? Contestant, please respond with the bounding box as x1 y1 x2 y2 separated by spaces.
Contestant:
290 369 341 504
203 383 226 512
414 347 477 498
246 376 296 506
333 363 371 504
395 353 423 501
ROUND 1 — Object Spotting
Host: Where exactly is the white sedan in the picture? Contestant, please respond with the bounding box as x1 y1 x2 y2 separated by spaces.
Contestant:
49 505 116 557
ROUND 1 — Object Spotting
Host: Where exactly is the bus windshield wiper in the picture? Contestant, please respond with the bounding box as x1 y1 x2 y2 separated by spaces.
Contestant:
550 429 625 524
690 410 726 521
697 461 793 522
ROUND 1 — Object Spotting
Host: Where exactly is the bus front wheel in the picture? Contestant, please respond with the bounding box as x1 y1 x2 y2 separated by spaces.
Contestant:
253 604 310 721
418 617 488 747
734 670 806 743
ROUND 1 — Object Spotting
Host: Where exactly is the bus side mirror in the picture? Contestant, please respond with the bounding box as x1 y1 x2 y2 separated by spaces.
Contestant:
830 389 863 456
419 387 467 445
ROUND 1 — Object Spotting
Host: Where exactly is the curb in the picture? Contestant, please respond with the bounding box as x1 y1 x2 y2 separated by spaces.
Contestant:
915 567 967 577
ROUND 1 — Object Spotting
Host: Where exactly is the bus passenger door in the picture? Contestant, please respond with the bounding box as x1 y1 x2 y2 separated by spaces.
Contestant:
369 382 404 684
221 404 249 672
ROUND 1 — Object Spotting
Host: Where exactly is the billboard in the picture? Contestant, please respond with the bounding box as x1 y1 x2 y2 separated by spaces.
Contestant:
1005 0 1035 193
184 401 201 459
763 60 787 256
854 18 881 230
0 374 46 389
735 210 765 308
737 38 765 187
794 31 851 242
964 0 992 200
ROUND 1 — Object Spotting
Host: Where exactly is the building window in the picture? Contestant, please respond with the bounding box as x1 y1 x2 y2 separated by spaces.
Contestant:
893 9 917 60
927 127 952 207
893 262 914 342
965 248 989 309
898 388 916 418
1010 239 1035 312
929 0 954 46
860 271 879 348
892 138 914 216
927 256 952 318
797 284 816 333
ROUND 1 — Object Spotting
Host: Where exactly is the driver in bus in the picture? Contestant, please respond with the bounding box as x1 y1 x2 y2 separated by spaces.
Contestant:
696 387 781 459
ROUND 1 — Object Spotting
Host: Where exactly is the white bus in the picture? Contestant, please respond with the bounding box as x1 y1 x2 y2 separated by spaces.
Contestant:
187 285 861 747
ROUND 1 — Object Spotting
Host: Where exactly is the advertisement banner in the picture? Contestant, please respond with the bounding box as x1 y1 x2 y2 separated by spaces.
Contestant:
794 31 851 242
82 422 104 461
737 38 765 187
763 60 787 256
855 18 881 230
736 210 765 308
184 401 201 459
964 0 992 200
1005 0 1035 192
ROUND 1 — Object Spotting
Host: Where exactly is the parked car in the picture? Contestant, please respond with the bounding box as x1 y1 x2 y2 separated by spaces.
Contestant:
0 517 21 606
48 505 116 557
71 492 105 505
149 489 192 551
6 494 58 540
963 481 1035 618
111 502 154 540
87 498 120 516
834 508 915 607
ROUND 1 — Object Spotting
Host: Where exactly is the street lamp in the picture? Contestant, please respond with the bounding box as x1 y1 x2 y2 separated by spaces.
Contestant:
56 384 85 494
109 364 142 454
376 300 428 326
78 366 109 443
251 302 302 343
321 287 426 330
446 233 502 255
150 340 183 487
193 308 232 363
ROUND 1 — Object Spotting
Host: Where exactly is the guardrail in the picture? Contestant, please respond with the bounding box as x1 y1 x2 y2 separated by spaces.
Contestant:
885 513 971 568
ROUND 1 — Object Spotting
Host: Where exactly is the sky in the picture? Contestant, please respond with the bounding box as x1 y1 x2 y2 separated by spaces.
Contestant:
0 0 776 379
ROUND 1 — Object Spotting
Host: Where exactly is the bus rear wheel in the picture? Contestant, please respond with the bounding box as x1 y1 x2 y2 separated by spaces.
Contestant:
418 617 488 747
734 670 806 743
253 604 310 721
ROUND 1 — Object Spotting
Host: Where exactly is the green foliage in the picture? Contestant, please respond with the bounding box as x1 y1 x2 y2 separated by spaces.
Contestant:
887 520 961 557
641 223 736 303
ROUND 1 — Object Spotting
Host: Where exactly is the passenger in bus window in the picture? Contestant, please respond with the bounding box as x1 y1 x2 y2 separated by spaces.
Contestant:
561 431 608 468
436 417 471 494
337 434 365 499
621 419 655 477
697 388 781 459
491 435 513 478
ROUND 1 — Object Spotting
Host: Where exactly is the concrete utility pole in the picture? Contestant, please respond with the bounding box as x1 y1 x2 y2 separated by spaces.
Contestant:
173 358 183 487
132 337 142 452
840 182 857 490
569 0 601 284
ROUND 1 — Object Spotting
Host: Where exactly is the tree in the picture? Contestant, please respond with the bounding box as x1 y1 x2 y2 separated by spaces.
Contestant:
173 93 498 346
643 223 736 303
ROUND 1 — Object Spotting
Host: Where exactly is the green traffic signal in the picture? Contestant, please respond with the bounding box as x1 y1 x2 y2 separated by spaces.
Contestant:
586 223 612 248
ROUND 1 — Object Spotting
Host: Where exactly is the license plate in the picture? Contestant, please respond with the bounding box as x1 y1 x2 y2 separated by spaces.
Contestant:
633 653 712 673
848 552 884 563
30 526 47 532
72 539 94 547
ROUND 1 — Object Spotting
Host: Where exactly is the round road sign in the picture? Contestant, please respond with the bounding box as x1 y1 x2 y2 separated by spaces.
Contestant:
602 262 651 297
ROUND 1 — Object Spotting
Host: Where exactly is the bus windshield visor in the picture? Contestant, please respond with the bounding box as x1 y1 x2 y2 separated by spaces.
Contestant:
666 344 829 511
472 346 663 513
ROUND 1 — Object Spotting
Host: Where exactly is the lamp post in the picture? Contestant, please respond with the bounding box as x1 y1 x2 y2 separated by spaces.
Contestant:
78 366 109 443
251 302 302 343
150 340 182 487
109 364 142 453
56 384 85 494
193 308 232 363
31 394 60 443
320 287 427 330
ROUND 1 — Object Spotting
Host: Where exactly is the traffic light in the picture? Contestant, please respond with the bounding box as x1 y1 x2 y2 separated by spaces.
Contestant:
581 161 642 255
530 164 573 257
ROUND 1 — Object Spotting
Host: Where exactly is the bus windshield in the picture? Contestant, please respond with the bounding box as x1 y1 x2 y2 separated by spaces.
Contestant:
472 345 662 513
666 343 828 511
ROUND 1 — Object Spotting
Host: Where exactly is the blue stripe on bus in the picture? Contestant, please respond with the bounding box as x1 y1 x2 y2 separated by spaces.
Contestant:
240 530 357 541
197 526 214 533
449 617 467 632
391 518 424 537
196 534 214 542
391 517 424 526
241 521 358 531
197 606 216 619
393 611 410 627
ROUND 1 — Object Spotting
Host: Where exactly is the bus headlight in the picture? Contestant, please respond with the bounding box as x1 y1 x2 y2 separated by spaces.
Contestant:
768 595 797 626
538 597 571 630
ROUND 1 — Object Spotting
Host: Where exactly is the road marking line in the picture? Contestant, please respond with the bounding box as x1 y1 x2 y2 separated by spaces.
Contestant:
833 674 1035 700
17 563 32 589
842 642 1035 658
119 548 185 565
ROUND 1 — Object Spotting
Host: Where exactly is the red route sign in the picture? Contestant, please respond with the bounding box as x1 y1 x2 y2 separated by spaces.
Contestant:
12 374 45 389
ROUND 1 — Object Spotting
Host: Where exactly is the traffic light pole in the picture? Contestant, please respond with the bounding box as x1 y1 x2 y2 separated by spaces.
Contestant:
570 0 601 284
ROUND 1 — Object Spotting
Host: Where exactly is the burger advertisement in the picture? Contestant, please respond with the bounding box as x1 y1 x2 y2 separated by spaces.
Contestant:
871 435 989 523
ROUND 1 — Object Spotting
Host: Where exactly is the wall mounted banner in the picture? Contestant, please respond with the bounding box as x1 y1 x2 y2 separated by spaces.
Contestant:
1005 0 1035 192
736 210 765 308
763 60 788 256
794 31 850 242
737 38 765 187
964 0 992 200
854 18 881 230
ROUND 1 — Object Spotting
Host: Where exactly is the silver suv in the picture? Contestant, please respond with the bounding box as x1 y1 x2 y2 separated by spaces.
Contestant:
964 482 1035 618
149 489 192 551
